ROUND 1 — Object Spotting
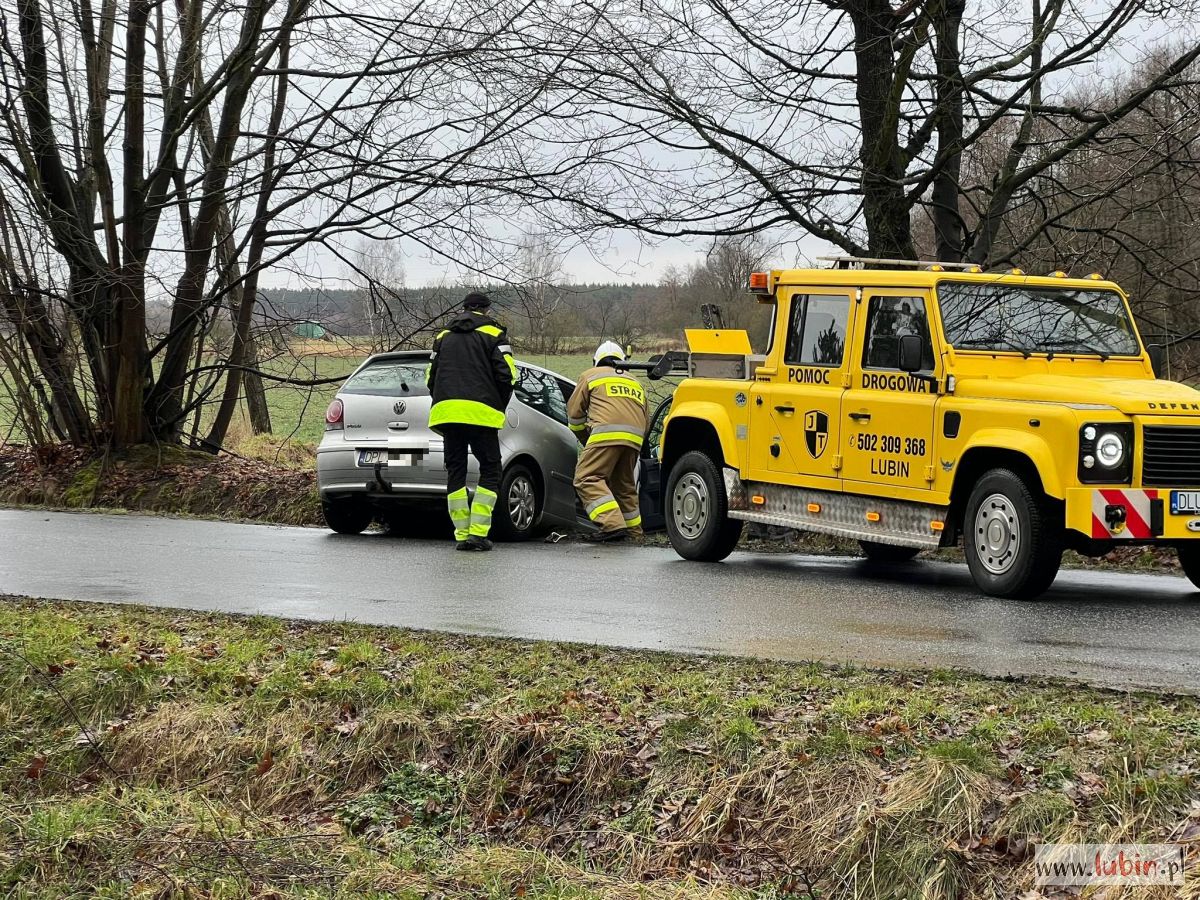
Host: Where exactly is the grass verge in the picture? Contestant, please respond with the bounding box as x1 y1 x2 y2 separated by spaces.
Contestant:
2 597 1198 898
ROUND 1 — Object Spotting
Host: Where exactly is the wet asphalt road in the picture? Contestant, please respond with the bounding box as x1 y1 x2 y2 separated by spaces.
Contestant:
1 508 1198 692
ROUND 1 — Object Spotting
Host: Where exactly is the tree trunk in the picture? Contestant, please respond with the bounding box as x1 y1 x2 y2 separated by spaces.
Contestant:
244 344 273 434
932 0 966 262
849 0 917 260
202 6 297 446
146 0 270 439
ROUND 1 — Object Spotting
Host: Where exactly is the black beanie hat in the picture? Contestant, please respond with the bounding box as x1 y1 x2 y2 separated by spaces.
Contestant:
463 292 491 310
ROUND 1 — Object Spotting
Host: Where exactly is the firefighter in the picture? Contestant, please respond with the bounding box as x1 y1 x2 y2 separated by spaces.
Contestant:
427 292 518 551
568 341 649 542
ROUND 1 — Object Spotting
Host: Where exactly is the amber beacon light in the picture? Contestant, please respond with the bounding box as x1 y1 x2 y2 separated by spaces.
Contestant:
748 272 770 293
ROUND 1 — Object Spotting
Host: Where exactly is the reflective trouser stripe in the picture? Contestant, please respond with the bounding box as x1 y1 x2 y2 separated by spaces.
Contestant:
469 487 497 538
448 488 470 542
623 510 642 528
587 497 620 521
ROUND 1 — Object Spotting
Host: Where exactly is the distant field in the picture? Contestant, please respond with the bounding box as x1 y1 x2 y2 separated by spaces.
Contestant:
0 346 642 452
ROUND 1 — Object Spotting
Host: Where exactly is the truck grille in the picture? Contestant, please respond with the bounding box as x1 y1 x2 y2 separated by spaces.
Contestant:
1142 426 1200 486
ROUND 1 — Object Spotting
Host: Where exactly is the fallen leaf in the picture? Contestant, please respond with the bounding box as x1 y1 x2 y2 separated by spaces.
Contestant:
26 756 47 780
256 750 274 775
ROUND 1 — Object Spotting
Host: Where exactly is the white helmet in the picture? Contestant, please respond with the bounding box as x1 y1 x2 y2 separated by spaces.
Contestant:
593 340 626 366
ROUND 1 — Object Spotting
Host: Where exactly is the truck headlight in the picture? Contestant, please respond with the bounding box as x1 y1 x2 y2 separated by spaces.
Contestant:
1096 432 1125 468
1079 423 1133 484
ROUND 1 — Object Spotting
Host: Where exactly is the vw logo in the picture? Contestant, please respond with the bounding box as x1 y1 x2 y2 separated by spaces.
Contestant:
393 400 406 415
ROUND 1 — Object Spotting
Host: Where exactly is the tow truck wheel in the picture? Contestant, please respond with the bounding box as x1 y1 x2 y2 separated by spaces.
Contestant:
665 450 744 562
963 469 1063 600
1177 545 1200 591
859 541 921 564
322 498 373 535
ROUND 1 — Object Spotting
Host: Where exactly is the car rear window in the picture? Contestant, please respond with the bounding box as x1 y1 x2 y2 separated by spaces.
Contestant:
341 360 430 397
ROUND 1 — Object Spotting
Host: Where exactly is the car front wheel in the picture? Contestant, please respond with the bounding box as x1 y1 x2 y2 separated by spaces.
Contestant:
665 450 743 562
322 498 373 535
491 463 542 542
963 468 1063 599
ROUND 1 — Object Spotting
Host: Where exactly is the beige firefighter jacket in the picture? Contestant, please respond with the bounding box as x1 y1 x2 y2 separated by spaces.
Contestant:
566 366 649 451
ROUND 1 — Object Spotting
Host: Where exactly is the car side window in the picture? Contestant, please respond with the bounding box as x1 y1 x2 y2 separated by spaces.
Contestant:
862 296 935 371
514 366 569 425
783 294 850 367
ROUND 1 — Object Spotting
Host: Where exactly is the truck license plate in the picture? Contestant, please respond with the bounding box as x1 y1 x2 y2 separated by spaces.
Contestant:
1170 490 1200 515
357 450 418 467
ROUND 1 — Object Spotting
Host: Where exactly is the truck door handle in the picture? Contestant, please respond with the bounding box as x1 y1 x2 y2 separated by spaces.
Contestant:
849 412 871 422
774 405 795 414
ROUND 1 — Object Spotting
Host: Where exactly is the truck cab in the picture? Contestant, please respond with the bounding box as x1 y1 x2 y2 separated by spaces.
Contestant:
659 260 1200 599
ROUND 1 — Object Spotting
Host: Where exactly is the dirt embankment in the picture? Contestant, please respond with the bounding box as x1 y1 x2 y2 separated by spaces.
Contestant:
0 443 320 526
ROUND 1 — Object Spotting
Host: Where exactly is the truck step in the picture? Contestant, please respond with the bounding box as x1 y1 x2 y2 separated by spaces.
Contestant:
723 470 949 549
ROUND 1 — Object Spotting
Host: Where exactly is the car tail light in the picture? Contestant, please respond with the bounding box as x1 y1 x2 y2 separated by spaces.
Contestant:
325 398 344 430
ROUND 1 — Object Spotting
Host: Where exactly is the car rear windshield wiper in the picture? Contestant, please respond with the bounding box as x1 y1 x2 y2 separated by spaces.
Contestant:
1040 338 1110 361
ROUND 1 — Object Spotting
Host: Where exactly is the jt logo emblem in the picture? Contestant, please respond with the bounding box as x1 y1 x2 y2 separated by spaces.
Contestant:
804 410 829 459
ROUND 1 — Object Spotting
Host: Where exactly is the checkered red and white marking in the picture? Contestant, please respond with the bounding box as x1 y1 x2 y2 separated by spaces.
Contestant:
1091 489 1159 539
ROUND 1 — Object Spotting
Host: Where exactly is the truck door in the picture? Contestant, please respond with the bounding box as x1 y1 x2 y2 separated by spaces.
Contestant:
751 289 853 485
841 289 938 495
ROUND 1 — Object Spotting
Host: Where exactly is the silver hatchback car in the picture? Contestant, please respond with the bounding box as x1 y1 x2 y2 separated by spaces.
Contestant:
317 351 588 540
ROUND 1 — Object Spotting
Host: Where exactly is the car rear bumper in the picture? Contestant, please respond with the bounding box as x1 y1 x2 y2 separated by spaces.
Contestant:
317 445 479 500
317 445 444 497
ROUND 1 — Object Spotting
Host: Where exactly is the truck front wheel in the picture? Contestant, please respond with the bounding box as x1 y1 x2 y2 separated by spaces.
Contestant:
963 469 1063 599
665 450 744 562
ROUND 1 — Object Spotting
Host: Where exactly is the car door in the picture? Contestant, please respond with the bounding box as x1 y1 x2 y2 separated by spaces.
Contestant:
840 289 938 495
508 365 579 523
638 395 673 532
751 289 853 486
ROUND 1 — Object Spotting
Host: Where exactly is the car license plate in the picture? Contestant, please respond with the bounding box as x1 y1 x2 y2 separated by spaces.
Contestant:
357 449 419 467
1170 490 1200 515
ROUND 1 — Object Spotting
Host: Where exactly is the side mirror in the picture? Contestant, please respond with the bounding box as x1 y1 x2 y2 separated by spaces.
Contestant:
898 334 924 373
1147 344 1165 379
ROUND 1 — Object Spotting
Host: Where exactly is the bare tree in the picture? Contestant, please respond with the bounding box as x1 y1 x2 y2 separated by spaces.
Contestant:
512 231 571 354
0 0 564 449
501 0 1200 266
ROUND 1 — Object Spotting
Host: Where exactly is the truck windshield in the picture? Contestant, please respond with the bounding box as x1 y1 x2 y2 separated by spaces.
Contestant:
936 282 1141 357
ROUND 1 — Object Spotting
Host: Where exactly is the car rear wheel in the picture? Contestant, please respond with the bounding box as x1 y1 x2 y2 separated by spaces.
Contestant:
962 468 1063 599
491 463 541 542
665 450 743 562
1177 545 1200 591
322 498 373 535
859 541 922 564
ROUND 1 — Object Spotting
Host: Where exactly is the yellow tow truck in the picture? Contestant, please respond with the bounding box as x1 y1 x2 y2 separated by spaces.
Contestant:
657 258 1200 599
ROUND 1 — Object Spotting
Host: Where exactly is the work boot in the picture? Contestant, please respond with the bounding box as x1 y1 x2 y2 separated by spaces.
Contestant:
584 529 627 544
456 536 494 552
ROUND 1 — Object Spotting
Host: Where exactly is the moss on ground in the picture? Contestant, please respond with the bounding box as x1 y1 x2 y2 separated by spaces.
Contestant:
1 597 1197 898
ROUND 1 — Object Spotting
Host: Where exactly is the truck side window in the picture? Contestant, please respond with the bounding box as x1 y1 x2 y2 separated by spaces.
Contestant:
783 294 850 367
862 296 935 371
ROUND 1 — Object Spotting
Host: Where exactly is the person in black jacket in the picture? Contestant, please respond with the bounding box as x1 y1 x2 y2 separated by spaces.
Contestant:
426 292 517 551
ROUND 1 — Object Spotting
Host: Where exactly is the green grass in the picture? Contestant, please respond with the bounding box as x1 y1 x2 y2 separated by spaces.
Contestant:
2 597 1197 898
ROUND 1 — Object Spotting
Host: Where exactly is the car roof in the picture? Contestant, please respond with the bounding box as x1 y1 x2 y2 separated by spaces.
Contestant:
769 267 1122 293
353 350 575 386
